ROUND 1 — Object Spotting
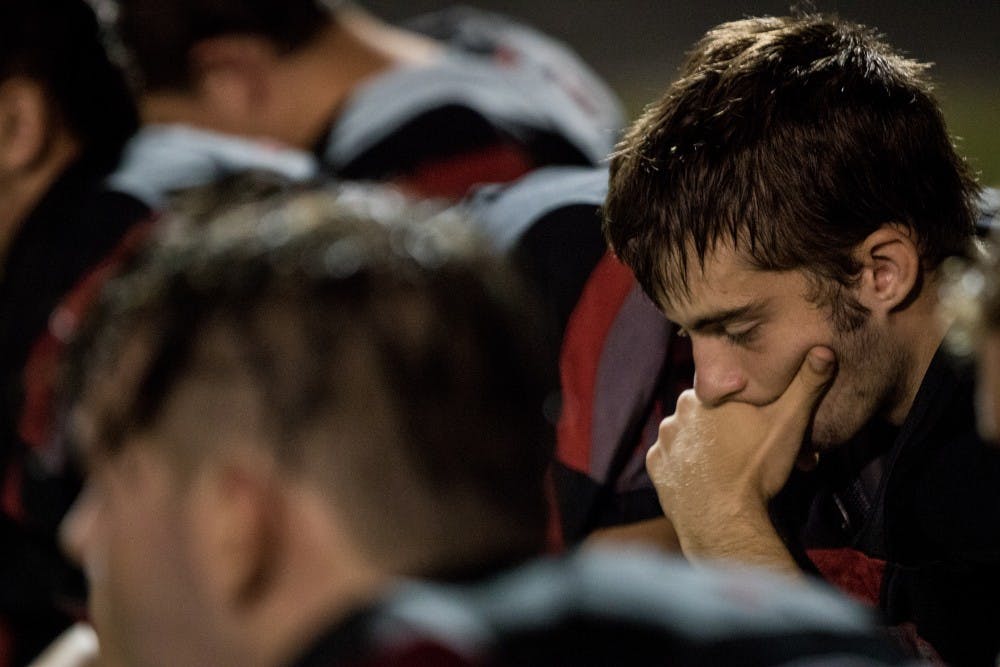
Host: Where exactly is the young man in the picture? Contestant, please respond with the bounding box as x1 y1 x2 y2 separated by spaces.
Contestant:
103 0 623 203
56 179 911 667
468 168 998 550
604 14 1000 666
0 1 143 663
58 179 552 666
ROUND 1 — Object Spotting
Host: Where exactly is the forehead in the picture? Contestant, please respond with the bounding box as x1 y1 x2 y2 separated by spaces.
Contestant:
660 245 811 323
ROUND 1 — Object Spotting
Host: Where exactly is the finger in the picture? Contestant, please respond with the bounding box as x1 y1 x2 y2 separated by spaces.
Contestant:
653 415 677 452
674 388 698 417
774 346 836 427
646 439 668 482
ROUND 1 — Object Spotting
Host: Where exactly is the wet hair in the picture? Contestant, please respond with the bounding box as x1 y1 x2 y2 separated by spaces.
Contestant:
65 173 554 577
0 0 137 173
605 14 979 329
103 0 341 92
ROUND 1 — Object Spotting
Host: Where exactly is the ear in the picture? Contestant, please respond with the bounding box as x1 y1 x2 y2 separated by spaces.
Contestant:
853 224 922 316
0 78 50 173
187 36 277 128
185 448 285 612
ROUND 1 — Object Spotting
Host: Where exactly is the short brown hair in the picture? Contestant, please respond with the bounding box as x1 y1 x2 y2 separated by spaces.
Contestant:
605 15 979 325
65 175 554 578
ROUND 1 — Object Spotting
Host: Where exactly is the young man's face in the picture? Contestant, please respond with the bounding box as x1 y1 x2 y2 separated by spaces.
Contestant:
59 340 258 667
660 244 905 451
60 438 212 667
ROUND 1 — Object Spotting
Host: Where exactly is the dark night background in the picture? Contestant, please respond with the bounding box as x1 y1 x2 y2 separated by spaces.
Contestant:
368 1 1000 185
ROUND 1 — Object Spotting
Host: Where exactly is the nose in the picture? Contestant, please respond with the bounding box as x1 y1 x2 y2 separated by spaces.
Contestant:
691 337 747 406
60 485 96 566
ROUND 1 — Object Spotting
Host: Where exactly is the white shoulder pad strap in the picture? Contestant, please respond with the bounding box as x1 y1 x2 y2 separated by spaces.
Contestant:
405 7 624 140
465 166 608 253
325 53 622 171
107 124 319 209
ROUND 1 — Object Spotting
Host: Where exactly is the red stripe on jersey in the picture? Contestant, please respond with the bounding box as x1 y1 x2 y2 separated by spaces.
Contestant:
351 640 479 666
395 143 534 200
18 220 156 451
556 254 636 475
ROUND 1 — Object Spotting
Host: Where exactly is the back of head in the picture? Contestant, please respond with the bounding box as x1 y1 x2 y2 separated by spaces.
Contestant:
0 0 137 173
605 14 980 311
105 0 339 92
66 175 554 578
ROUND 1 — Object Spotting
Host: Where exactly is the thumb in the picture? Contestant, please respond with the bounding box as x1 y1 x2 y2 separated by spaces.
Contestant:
775 346 836 425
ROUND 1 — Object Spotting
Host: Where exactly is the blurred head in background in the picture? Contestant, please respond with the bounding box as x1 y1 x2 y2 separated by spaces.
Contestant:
0 0 136 260
100 0 438 149
939 231 1000 443
59 176 553 667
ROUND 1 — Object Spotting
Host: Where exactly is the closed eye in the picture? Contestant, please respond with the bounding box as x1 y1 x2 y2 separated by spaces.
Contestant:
675 323 757 345
724 326 759 346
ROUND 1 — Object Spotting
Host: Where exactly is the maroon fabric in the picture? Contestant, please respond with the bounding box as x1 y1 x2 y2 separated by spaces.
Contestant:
394 142 535 201
807 547 885 607
17 220 155 454
351 641 481 667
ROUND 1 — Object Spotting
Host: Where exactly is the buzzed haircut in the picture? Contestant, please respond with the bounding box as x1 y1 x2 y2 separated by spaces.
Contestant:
604 14 980 327
105 0 340 91
0 0 136 172
65 174 554 577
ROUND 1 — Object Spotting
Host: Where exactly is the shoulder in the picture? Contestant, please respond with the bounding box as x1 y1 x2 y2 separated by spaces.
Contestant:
466 166 608 252
106 125 319 210
325 9 624 179
373 550 910 666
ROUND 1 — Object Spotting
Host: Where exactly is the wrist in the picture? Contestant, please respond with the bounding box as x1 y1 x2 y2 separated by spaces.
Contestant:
673 504 800 576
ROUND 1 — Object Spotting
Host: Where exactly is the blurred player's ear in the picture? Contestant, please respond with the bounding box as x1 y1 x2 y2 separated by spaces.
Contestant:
187 448 285 611
0 77 50 173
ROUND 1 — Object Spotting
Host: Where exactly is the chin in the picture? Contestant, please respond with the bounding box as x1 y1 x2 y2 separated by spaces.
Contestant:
807 411 863 452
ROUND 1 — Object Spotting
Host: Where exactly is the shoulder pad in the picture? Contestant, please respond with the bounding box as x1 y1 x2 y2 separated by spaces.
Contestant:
465 166 608 252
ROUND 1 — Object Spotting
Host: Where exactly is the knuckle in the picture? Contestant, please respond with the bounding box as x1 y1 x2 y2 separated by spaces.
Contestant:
645 443 666 480
645 441 662 467
656 415 675 439
675 389 699 414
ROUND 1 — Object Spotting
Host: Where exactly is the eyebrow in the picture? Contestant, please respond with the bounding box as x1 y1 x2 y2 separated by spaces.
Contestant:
687 300 768 332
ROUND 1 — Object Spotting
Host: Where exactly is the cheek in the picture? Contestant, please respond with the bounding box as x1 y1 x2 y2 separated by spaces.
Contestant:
91 488 195 662
813 370 853 418
743 336 821 401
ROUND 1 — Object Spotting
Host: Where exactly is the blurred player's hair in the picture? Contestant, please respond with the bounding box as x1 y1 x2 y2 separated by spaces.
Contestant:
65 174 555 577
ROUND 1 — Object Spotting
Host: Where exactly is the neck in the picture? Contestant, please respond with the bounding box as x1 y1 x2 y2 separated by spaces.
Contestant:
0 131 80 267
235 486 390 667
885 281 949 425
271 7 442 148
141 8 442 151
